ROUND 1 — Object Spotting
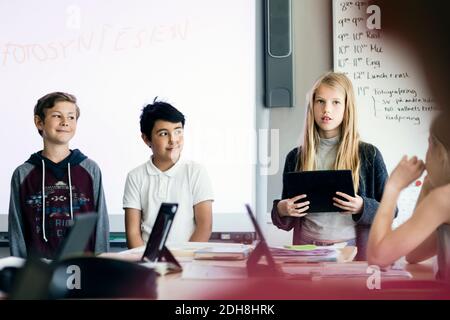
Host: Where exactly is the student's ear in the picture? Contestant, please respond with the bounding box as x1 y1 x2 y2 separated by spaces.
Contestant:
141 133 152 149
34 115 44 131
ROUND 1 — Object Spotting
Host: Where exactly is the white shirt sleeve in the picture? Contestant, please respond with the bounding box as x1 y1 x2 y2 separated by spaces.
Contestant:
123 171 142 210
191 164 214 205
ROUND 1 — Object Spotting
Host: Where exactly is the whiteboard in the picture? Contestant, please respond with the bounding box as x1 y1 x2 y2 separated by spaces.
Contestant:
332 0 437 225
0 0 256 230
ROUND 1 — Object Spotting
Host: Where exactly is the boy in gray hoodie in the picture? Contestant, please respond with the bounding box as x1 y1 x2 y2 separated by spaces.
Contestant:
8 92 109 258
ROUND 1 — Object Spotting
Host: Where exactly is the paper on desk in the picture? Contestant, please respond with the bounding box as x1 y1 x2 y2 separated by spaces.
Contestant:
282 264 323 276
271 247 336 256
140 261 182 275
283 244 317 251
99 251 143 262
168 242 253 257
117 245 145 255
293 262 412 280
115 242 253 259
167 241 251 248
282 262 412 280
283 242 348 251
272 246 340 264
316 242 348 249
182 262 247 280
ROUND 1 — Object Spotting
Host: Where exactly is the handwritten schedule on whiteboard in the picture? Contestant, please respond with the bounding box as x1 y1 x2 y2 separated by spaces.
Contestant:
333 0 438 225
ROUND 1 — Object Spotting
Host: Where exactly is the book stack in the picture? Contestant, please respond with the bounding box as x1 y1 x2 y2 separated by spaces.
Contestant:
270 247 339 263
193 245 252 261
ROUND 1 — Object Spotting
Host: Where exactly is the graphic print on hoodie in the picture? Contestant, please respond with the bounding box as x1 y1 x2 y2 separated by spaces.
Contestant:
8 149 110 258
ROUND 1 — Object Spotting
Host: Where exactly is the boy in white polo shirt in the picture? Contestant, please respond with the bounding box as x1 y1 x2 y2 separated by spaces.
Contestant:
123 99 214 248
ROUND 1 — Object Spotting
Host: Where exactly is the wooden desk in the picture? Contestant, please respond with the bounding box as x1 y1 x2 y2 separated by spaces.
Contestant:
1 252 448 300
157 259 450 300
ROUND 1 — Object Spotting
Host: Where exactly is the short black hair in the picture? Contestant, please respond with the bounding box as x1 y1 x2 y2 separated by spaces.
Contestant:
140 98 185 140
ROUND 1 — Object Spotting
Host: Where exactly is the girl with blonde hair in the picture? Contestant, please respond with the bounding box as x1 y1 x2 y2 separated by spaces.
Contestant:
272 72 391 256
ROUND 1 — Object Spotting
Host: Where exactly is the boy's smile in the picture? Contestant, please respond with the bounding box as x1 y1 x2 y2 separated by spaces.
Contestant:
35 101 78 146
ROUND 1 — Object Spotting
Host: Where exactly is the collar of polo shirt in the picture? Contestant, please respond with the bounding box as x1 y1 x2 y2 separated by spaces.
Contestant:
145 156 183 177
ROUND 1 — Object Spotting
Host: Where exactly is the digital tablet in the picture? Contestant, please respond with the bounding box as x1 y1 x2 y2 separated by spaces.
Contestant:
283 170 355 213
140 203 182 272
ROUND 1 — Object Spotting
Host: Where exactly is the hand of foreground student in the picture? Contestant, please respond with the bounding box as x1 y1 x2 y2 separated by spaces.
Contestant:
387 155 425 192
333 192 363 214
277 194 310 217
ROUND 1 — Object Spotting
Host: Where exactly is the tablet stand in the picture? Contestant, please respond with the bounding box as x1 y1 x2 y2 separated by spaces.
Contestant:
246 239 282 277
158 246 182 271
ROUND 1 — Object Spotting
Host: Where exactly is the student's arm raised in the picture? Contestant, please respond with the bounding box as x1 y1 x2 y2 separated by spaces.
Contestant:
125 208 145 248
405 176 438 263
367 156 449 268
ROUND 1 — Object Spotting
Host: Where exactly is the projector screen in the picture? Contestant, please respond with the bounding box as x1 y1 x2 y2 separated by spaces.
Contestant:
0 0 256 231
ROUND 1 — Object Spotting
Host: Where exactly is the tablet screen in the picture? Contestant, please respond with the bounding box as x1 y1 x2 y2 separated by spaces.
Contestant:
142 203 178 262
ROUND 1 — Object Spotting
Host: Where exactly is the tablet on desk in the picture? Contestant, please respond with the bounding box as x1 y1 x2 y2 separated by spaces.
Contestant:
283 170 355 213
141 202 182 273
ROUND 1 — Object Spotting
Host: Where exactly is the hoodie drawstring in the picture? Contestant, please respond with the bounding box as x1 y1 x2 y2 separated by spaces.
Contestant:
68 162 73 220
42 160 48 242
41 160 74 242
